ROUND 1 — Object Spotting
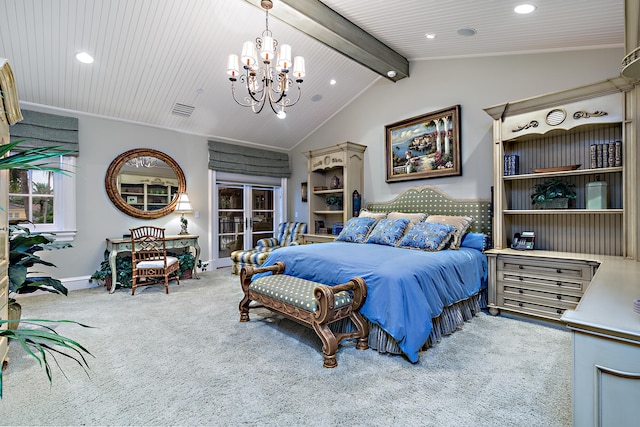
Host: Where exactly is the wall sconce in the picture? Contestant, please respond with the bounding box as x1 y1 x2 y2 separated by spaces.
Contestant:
175 192 193 235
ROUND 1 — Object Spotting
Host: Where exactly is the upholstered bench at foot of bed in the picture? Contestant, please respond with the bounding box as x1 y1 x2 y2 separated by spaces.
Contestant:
239 262 369 368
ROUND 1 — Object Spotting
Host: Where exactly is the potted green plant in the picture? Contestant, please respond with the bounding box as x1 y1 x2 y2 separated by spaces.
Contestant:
90 256 133 290
0 141 91 397
531 178 577 209
174 252 196 279
325 194 343 211
7 224 72 328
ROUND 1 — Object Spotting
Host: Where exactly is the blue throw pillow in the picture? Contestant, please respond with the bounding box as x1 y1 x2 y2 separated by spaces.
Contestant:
397 222 455 251
365 218 410 246
336 217 377 243
460 232 488 252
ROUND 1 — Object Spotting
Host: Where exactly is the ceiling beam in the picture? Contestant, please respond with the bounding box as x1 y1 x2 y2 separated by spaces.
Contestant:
245 0 409 82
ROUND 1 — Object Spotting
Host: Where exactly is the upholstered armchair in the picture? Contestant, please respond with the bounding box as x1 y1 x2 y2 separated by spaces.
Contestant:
230 222 307 274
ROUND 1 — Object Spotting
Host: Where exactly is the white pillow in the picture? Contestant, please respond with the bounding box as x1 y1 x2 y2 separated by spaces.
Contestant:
358 209 387 220
387 211 427 225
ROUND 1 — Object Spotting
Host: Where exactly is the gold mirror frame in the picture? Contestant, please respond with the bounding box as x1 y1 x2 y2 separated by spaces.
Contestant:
105 148 186 219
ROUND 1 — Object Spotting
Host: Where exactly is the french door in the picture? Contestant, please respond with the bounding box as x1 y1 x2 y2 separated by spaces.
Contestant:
215 183 281 267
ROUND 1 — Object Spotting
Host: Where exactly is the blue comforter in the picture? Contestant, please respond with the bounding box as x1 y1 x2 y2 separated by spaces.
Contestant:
256 241 488 362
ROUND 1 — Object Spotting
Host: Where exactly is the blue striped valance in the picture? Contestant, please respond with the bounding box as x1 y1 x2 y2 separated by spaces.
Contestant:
10 109 79 156
208 140 290 178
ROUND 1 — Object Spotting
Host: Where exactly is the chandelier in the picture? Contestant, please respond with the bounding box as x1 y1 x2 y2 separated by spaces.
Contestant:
226 0 305 119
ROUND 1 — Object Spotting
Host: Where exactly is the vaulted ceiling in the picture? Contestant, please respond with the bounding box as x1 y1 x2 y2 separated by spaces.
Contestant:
0 0 624 151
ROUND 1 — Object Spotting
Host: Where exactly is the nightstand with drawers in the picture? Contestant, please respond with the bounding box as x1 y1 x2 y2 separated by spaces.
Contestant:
487 249 599 321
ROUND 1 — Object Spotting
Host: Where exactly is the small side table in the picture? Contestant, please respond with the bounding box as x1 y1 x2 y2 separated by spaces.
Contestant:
105 234 200 293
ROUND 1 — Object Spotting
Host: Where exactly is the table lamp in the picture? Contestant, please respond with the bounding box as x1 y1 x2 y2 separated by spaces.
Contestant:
175 192 193 235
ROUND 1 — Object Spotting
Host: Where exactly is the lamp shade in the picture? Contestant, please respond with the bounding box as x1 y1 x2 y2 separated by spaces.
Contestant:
277 44 292 70
175 193 193 213
293 56 305 79
227 54 240 77
241 41 257 68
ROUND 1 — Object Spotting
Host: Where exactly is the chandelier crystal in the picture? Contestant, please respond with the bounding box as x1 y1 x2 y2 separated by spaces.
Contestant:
226 0 305 119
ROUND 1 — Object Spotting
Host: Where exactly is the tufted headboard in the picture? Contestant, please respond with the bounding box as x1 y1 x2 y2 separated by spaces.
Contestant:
365 186 493 243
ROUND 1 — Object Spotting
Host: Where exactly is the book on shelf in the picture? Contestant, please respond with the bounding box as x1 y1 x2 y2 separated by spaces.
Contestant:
503 154 519 176
590 141 622 169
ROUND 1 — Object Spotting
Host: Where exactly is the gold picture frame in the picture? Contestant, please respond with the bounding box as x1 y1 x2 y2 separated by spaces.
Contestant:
385 105 461 182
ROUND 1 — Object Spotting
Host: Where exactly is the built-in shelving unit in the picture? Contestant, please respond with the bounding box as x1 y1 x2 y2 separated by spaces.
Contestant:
303 142 366 240
483 76 636 322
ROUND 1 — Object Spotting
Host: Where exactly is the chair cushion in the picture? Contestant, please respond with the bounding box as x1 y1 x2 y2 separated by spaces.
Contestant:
137 256 179 269
250 275 352 312
278 222 307 246
256 237 280 249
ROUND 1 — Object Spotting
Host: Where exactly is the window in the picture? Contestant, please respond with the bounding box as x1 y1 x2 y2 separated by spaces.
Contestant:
8 155 76 240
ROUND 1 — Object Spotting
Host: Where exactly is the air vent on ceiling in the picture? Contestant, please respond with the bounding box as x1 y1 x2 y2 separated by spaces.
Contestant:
171 103 195 117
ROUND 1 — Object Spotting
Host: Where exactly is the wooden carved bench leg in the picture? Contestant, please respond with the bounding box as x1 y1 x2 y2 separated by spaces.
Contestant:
350 311 370 350
239 262 286 323
312 322 339 368
239 266 253 322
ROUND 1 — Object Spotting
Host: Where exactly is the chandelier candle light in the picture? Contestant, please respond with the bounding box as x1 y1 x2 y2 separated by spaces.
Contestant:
226 0 305 119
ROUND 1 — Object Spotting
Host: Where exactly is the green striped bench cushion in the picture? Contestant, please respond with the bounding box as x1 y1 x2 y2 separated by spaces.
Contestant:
251 275 352 313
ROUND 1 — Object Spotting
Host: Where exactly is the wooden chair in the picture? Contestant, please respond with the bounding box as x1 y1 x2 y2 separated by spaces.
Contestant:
130 226 180 295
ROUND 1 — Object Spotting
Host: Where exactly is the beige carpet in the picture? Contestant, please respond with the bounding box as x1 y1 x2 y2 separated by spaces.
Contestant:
1 268 572 426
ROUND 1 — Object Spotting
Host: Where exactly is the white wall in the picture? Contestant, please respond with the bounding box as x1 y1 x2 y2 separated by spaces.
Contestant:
289 48 625 221
17 105 211 283
19 47 624 284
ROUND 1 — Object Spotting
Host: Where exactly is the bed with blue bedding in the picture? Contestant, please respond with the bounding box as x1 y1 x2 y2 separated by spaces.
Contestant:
253 186 493 362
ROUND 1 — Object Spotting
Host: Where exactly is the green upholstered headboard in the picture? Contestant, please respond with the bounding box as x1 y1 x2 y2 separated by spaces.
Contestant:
365 186 493 242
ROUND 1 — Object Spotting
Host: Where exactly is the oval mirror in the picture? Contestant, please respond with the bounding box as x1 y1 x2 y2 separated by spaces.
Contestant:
105 148 186 219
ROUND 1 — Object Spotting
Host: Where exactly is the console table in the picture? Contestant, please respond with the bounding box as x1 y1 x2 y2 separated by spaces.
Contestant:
105 234 200 294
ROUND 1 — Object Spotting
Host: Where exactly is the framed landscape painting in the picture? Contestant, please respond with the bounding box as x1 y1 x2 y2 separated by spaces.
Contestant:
385 105 461 182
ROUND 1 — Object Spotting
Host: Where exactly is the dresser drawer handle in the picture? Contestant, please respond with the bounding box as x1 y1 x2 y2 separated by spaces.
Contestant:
556 268 562 273
556 309 563 314
519 289 524 294
556 282 562 286
518 265 524 270
518 303 524 307
519 276 524 281
556 295 562 300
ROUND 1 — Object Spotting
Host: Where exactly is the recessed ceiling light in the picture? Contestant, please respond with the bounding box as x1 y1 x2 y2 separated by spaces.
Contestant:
514 4 536 14
457 28 477 37
425 33 437 39
330 79 336 85
387 70 397 78
75 52 94 64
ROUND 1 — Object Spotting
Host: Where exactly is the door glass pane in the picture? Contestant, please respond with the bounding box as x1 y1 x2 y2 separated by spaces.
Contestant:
251 188 274 246
218 186 244 259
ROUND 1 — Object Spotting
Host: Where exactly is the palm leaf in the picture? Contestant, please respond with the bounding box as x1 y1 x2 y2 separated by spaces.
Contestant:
0 139 74 175
0 318 93 383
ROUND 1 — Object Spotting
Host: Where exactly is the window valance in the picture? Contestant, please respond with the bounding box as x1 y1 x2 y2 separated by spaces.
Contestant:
10 109 79 156
208 140 290 178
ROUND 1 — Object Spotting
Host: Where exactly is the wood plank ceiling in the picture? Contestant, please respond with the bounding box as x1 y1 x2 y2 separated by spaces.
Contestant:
0 0 624 150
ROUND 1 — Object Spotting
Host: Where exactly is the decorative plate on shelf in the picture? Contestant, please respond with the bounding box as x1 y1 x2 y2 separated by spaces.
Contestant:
532 164 581 173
